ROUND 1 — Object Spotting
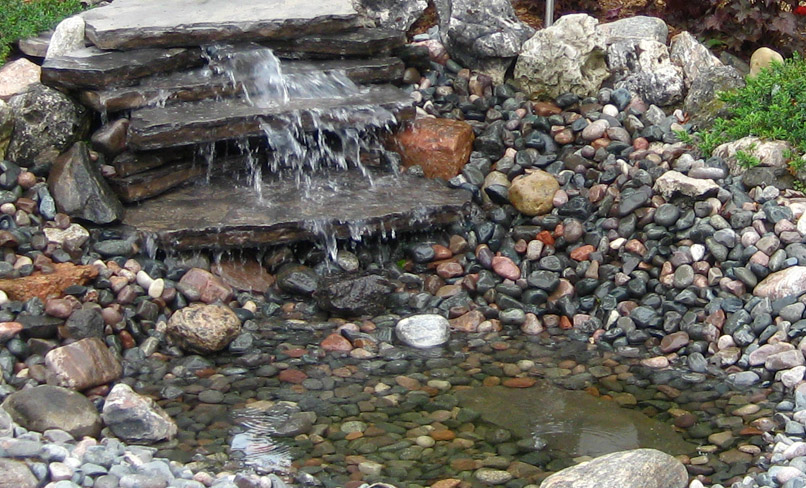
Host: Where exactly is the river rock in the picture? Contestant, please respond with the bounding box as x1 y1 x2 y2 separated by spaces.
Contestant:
1 385 101 438
48 142 123 224
508 170 560 216
393 118 475 179
608 38 684 106
653 171 719 199
167 303 242 353
101 383 177 444
6 83 89 167
0 100 12 159
276 264 319 295
0 59 41 101
540 449 688 488
434 0 534 83
754 267 806 301
315 273 396 316
712 136 790 175
749 47 784 78
178 267 234 303
355 0 427 31
396 314 450 348
45 16 85 59
65 307 105 339
45 337 122 390
514 14 608 99
0 459 38 488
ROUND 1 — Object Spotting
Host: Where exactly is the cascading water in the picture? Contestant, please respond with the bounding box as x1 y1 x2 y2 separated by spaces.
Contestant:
200 43 408 260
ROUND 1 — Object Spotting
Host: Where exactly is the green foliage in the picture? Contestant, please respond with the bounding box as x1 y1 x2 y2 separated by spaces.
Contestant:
659 0 804 55
735 148 761 169
0 0 85 66
698 53 806 165
673 129 694 145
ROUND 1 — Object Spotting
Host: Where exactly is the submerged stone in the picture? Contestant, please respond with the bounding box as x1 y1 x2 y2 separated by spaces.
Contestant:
455 384 697 458
541 448 688 488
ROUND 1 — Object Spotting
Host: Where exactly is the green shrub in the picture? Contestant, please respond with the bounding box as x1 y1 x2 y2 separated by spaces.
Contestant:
698 53 806 163
0 0 85 66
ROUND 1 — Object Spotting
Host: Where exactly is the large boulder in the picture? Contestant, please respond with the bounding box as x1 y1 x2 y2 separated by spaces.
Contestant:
0 459 38 488
754 267 806 301
48 142 124 224
45 16 86 59
2 385 102 438
514 14 609 99
6 83 89 167
683 64 745 130
353 0 427 31
167 303 242 353
435 0 534 84
712 136 790 176
102 383 177 444
541 449 688 488
607 38 684 106
669 31 722 88
597 16 667 44
0 100 12 159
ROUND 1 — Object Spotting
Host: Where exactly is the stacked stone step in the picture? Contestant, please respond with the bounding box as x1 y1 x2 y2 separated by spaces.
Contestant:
39 0 415 204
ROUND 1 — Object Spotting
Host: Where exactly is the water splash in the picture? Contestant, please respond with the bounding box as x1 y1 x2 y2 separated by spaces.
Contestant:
230 406 294 474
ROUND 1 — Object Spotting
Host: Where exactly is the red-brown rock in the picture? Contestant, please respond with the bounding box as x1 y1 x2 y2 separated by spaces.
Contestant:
503 377 536 388
392 118 475 179
321 333 353 352
178 267 233 303
212 258 275 294
449 310 485 333
569 244 595 261
0 263 98 302
278 369 308 384
492 255 520 280
45 337 122 390
0 321 23 342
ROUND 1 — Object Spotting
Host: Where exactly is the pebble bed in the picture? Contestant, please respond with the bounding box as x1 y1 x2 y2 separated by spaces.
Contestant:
2 32 806 488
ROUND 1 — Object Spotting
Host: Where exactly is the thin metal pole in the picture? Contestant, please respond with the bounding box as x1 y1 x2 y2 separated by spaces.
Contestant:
545 0 555 27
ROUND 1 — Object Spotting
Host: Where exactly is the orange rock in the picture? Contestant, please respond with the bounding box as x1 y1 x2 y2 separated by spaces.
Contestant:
321 333 353 352
569 244 596 261
0 263 98 302
535 230 554 246
430 429 456 441
559 315 573 329
432 479 462 488
482 376 501 386
449 310 485 333
502 377 536 388
392 118 475 179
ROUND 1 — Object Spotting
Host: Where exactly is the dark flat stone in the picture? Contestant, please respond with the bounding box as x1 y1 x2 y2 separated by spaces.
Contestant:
122 170 472 250
112 149 190 178
42 47 203 90
82 57 405 113
127 85 413 150
109 162 206 203
82 0 361 50
266 28 407 59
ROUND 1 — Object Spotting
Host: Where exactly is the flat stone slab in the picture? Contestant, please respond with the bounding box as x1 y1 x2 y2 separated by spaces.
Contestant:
41 46 203 90
82 57 405 113
122 170 472 250
127 85 413 150
81 0 360 50
265 28 407 59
